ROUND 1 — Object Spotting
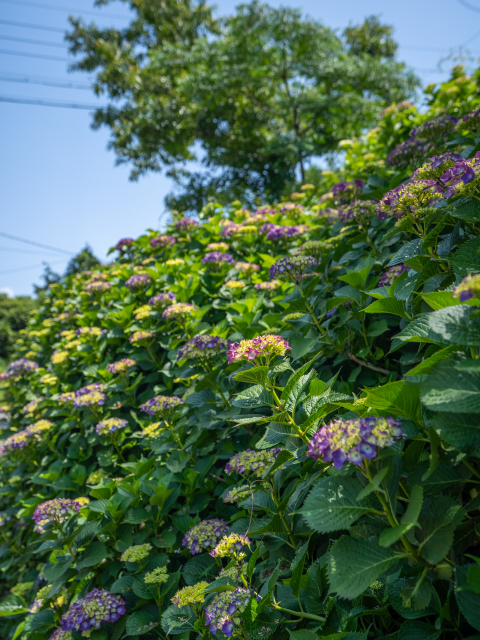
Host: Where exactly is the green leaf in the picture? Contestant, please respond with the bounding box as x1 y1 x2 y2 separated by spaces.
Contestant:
449 196 480 221
262 449 294 477
364 298 410 319
388 580 438 620
232 385 276 408
420 361 480 413
304 561 325 616
0 596 30 617
420 291 480 311
76 541 109 570
397 621 441 640
405 346 459 376
363 381 421 423
356 466 390 501
388 238 424 267
161 605 195 635
300 477 373 533
285 370 316 411
338 257 375 289
416 496 464 564
408 462 462 494
257 562 280 614
281 353 320 405
390 316 447 353
111 575 134 594
427 306 480 347
182 553 217 586
328 536 399 599
429 411 480 450
450 236 480 277
290 539 310 598
234 366 269 386
125 610 156 636
456 565 480 631
288 631 320 640
247 544 261 582
24 609 54 632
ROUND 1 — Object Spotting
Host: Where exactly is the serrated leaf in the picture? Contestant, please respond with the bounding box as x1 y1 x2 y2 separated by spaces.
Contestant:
363 381 421 423
328 536 399 599
356 466 389 501
456 565 480 631
262 449 294 477
0 596 30 617
24 609 54 632
247 544 261 582
364 297 410 319
427 306 480 347
234 366 269 386
388 238 424 267
390 316 447 353
161 605 195 635
397 621 441 640
182 553 217 586
125 610 156 636
449 196 480 221
281 353 320 405
111 575 134 594
405 346 459 376
416 495 464 564
420 361 480 413
290 539 310 598
76 541 109 570
429 411 480 450
232 385 276 408
300 477 374 533
450 236 480 277
388 580 438 620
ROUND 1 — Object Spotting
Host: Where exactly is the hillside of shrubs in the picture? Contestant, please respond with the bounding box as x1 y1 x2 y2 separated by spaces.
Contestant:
2 67 480 640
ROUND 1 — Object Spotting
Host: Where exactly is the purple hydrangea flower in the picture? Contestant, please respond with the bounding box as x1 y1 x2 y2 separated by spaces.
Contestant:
227 335 291 364
205 587 258 637
76 383 105 396
150 235 176 249
129 329 155 344
49 630 73 640
125 274 152 291
412 114 458 141
85 281 111 293
162 303 197 321
140 395 184 417
182 519 229 555
61 589 125 632
379 264 408 287
114 238 134 252
33 499 81 533
149 292 176 308
177 334 229 360
5 359 39 379
386 138 430 168
202 252 235 271
307 416 404 469
225 448 283 477
457 107 480 134
73 391 106 408
235 261 260 275
96 418 128 435
259 223 279 235
453 274 480 301
210 533 251 558
331 179 364 204
107 358 136 374
269 256 317 284
266 225 302 241
175 218 199 231
338 199 377 224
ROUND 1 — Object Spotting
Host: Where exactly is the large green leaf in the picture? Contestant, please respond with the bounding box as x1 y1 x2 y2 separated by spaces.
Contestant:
420 361 480 413
126 610 156 636
405 346 459 376
397 621 441 640
450 236 480 277
429 411 480 450
290 539 310 598
364 297 409 319
232 385 276 408
161 605 195 635
363 381 421 423
416 496 464 564
455 565 480 631
234 366 269 386
328 536 399 599
449 196 480 221
388 238 424 267
300 477 373 533
338 257 375 289
427 306 480 346
390 316 447 353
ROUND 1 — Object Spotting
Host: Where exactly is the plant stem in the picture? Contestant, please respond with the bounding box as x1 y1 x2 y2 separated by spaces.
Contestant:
271 599 325 623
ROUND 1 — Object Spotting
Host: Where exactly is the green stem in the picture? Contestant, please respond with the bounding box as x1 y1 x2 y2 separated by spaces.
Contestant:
464 460 480 481
269 481 296 548
271 599 325 623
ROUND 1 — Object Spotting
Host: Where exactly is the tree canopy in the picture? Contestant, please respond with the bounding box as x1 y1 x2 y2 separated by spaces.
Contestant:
68 1 418 209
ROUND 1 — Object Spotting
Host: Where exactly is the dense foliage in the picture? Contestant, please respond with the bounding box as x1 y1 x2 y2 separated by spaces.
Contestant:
0 294 37 364
3 75 480 640
67 2 417 208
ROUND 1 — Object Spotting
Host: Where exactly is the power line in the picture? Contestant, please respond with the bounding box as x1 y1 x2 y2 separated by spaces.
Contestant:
0 48 70 62
0 246 63 255
0 34 67 48
0 0 128 19
0 95 104 109
457 0 480 12
0 18 65 32
0 258 69 277
0 73 91 90
0 232 75 256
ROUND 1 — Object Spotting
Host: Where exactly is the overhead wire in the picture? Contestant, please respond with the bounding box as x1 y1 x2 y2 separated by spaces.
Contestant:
0 232 75 255
457 0 480 12
0 34 67 48
0 258 69 277
0 0 129 19
0 95 104 109
0 246 65 255
0 73 91 90
0 48 70 62
0 18 65 32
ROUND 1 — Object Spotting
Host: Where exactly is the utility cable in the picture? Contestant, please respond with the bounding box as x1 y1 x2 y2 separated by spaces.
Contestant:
0 48 70 62
0 34 67 48
457 0 480 12
0 73 91 90
0 232 75 255
0 258 69 277
0 0 128 19
0 246 64 255
0 95 104 109
0 18 65 32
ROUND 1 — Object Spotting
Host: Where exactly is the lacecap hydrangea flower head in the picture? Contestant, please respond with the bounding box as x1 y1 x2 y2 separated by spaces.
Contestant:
22 397 44 416
224 485 251 504
255 280 281 291
338 199 377 224
235 261 260 275
162 302 197 321
61 588 125 632
225 448 283 477
378 264 408 287
150 235 176 249
144 566 169 584
85 280 111 293
210 533 251 559
49 629 73 640
205 587 258 637
269 255 317 284
149 292 176 308
202 252 235 271
182 519 229 555
177 334 229 361
457 106 480 134
107 358 136 374
207 242 229 252
73 390 106 408
121 543 152 563
307 415 404 469
33 498 81 533
453 274 480 301
171 582 208 608
96 417 128 436
175 217 199 231
125 274 152 291
140 395 184 417
129 329 155 345
227 334 291 365
58 391 75 404
5 358 39 379
114 238 134 251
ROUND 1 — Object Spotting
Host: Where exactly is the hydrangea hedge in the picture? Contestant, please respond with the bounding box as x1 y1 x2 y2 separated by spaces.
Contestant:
2 97 480 640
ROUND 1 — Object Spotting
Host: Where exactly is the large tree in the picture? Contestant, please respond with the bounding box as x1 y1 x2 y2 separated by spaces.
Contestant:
68 2 418 210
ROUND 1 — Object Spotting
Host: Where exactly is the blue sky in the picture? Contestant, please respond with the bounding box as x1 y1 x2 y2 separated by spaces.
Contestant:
0 0 479 296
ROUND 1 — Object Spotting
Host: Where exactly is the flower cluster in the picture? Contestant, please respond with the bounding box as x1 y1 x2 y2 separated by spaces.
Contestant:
77 327 103 338
150 235 176 249
329 179 364 204
225 448 283 477
77 383 105 396
73 391 106 408
175 218 199 231
140 395 184 417
144 566 169 584
0 419 54 455
259 223 278 235
235 261 260 275
4 358 39 378
58 391 75 404
376 179 444 220
227 334 291 364
22 397 44 416
457 106 480 134
61 589 126 632
134 305 152 320
0 512 11 526
255 280 281 291
221 223 257 238
386 138 430 168
202 252 235 271
141 422 164 438
412 114 458 141
224 485 251 504
162 303 197 320
96 417 128 436
338 199 377 224
411 152 464 181
210 533 251 558
378 264 408 287
205 587 256 637
453 274 480 301
225 280 245 290
114 238 134 251
177 334 229 361
121 543 152 563
129 329 155 345
307 416 404 469
165 258 185 267
269 255 317 284
219 564 246 583
32 498 81 533
266 225 302 241
125 274 152 291
107 358 136 374
206 242 229 252
296 240 332 258
182 519 229 555
171 582 208 607
149 292 176 308
85 280 111 293
49 630 73 640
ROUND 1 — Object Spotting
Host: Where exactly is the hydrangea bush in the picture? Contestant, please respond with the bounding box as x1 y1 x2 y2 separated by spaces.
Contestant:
2 76 480 640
